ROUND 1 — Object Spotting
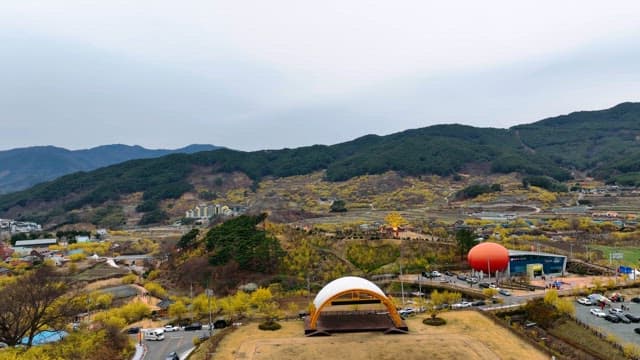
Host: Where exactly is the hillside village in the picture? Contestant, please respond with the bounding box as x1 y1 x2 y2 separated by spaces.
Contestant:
2 169 640 359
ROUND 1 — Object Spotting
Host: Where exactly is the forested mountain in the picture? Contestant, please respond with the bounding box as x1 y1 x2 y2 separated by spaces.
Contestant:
0 144 220 194
1 102 639 224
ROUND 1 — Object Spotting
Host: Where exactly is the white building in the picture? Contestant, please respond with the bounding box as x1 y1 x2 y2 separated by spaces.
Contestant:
185 204 240 219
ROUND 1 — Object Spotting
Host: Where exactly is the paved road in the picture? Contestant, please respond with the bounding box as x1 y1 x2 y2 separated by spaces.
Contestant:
575 301 640 345
131 328 212 360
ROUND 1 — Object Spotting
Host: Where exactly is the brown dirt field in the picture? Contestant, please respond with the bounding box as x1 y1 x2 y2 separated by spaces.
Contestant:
212 311 548 360
84 277 125 291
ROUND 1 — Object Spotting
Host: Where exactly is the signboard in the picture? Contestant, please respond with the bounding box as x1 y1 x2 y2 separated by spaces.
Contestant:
611 253 624 260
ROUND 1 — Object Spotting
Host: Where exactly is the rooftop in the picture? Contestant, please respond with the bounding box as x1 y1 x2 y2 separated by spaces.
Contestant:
508 250 567 258
14 239 57 247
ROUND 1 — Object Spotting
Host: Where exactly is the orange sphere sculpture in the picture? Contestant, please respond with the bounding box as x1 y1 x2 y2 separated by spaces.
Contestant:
467 242 509 273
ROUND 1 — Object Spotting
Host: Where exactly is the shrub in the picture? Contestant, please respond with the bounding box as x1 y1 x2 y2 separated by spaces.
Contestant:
69 253 87 262
423 317 446 326
146 270 160 281
121 274 137 284
144 282 167 298
258 320 282 331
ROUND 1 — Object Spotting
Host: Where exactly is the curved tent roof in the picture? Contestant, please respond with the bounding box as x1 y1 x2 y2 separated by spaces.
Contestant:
313 276 386 309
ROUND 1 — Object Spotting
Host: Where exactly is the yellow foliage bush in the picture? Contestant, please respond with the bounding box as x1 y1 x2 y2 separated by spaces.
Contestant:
69 253 87 262
143 282 167 298
121 274 138 284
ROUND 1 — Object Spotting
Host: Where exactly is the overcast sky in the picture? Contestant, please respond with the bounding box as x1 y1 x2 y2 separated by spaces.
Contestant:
2 1 640 151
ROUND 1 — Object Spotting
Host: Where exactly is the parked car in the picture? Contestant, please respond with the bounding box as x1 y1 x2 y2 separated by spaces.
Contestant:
616 313 631 324
166 352 179 360
635 328 640 335
625 314 640 323
431 271 442 278
479 282 490 289
609 293 625 302
398 308 416 317
471 300 486 306
164 324 180 332
577 297 592 306
466 277 479 284
590 308 606 317
609 308 624 315
126 327 141 334
444 271 454 276
631 297 640 304
184 322 203 331
605 314 621 323
498 289 511 296
457 274 467 281
451 301 473 309
421 271 435 278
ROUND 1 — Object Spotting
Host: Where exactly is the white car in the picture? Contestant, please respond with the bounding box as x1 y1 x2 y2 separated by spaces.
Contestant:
451 301 473 309
577 297 592 306
164 325 180 332
398 308 416 316
590 308 606 317
609 307 624 314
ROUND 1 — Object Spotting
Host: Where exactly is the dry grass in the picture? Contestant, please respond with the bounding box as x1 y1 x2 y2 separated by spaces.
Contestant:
207 311 547 360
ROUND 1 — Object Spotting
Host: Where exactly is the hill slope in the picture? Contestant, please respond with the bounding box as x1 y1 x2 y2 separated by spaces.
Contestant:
1 102 639 224
0 144 220 194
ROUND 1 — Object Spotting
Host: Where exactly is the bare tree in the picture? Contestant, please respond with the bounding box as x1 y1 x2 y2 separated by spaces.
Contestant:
0 266 81 346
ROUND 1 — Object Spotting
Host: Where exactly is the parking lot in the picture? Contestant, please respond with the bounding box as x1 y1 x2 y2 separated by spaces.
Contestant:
574 299 640 345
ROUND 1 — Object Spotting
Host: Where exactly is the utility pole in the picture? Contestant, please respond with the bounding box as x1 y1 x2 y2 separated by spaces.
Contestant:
570 243 573 259
399 243 405 306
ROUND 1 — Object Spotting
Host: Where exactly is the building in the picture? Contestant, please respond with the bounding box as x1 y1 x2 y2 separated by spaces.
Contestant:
75 235 90 243
8 221 42 234
185 203 244 219
0 242 14 259
13 238 57 248
507 250 567 278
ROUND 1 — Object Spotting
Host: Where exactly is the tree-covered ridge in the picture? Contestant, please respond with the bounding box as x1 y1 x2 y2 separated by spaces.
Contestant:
2 102 640 221
513 102 640 170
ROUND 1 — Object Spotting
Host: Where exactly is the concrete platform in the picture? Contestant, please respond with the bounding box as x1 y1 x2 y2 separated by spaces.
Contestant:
304 311 408 336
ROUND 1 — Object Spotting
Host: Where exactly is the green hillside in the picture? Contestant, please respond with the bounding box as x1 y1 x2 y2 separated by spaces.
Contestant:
1 102 639 223
0 144 220 194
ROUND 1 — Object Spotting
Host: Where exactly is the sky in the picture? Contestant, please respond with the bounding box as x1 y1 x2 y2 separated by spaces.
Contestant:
1 1 640 151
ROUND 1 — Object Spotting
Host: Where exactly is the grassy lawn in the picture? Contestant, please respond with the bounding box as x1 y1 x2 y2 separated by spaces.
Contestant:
591 245 640 267
192 311 547 360
548 320 627 360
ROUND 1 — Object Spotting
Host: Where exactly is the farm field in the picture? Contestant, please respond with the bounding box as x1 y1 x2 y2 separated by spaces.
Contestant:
591 245 640 267
208 311 547 360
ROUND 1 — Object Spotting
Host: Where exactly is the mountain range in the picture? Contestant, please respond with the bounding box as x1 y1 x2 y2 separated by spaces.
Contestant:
0 144 220 194
1 102 640 225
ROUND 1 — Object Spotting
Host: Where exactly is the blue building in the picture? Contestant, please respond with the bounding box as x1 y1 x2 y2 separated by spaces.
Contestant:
507 250 567 278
